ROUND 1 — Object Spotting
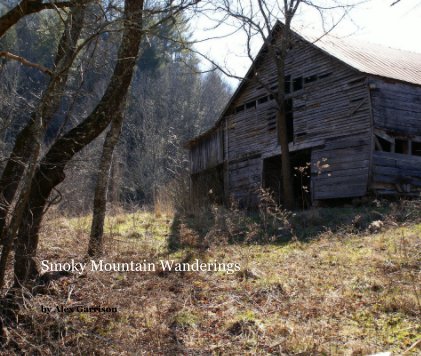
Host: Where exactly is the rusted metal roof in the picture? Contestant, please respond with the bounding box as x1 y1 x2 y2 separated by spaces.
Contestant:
309 34 421 86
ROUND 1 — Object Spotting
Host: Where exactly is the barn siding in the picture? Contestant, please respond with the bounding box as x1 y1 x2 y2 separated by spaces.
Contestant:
370 79 421 135
372 152 421 195
228 156 262 206
312 134 371 200
225 38 372 203
189 127 224 174
369 78 421 195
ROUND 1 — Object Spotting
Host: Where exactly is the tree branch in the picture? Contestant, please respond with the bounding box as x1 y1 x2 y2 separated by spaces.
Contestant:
0 51 52 75
0 0 89 38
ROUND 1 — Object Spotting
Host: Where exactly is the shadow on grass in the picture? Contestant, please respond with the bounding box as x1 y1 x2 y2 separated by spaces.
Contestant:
168 211 215 252
292 205 387 239
168 199 421 252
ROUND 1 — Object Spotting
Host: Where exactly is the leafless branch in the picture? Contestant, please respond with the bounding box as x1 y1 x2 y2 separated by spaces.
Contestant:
0 51 53 75
0 0 91 38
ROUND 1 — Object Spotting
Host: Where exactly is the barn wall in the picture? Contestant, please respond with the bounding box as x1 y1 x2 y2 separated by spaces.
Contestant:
372 152 421 195
312 134 371 200
189 127 224 175
370 78 421 195
370 79 421 135
224 39 372 203
227 155 262 207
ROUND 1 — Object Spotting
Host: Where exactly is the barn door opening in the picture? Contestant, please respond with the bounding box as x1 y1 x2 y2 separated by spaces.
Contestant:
191 164 224 205
262 149 312 209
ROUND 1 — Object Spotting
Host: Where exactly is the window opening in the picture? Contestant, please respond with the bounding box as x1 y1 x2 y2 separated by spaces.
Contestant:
375 135 392 152
304 75 317 84
258 96 268 104
412 141 421 156
318 72 332 80
395 139 409 154
293 77 303 91
246 101 256 110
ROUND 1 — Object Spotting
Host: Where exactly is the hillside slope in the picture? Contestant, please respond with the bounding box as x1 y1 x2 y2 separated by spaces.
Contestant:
1 202 420 355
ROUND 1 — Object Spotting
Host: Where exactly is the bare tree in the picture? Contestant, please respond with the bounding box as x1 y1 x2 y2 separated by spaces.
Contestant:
88 2 218 256
0 4 87 287
9 0 203 285
88 113 123 257
0 4 86 246
0 0 147 290
8 0 146 288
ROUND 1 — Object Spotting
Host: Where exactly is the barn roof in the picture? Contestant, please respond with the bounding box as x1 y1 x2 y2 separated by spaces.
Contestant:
187 24 421 147
310 34 421 86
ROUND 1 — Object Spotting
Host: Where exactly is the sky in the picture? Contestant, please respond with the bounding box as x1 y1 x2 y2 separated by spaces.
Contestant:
190 0 421 86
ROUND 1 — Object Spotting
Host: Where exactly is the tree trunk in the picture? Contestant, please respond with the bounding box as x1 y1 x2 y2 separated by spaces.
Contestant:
0 126 41 288
0 121 36 242
276 109 295 209
274 18 295 210
0 5 86 245
88 113 124 257
0 6 86 288
12 160 66 285
12 0 144 287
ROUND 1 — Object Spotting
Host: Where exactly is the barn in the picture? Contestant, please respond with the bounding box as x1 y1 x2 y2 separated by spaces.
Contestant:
186 24 421 208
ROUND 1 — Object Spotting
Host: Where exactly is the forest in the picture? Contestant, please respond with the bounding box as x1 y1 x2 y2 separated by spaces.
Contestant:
0 0 420 354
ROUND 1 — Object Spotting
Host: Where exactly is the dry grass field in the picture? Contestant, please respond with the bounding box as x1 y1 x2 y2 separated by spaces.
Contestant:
1 200 420 355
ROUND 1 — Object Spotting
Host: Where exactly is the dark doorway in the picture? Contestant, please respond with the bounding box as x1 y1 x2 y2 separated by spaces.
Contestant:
262 149 312 209
191 164 224 205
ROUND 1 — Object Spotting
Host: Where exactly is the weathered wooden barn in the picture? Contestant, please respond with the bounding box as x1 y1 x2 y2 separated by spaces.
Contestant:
187 25 421 208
